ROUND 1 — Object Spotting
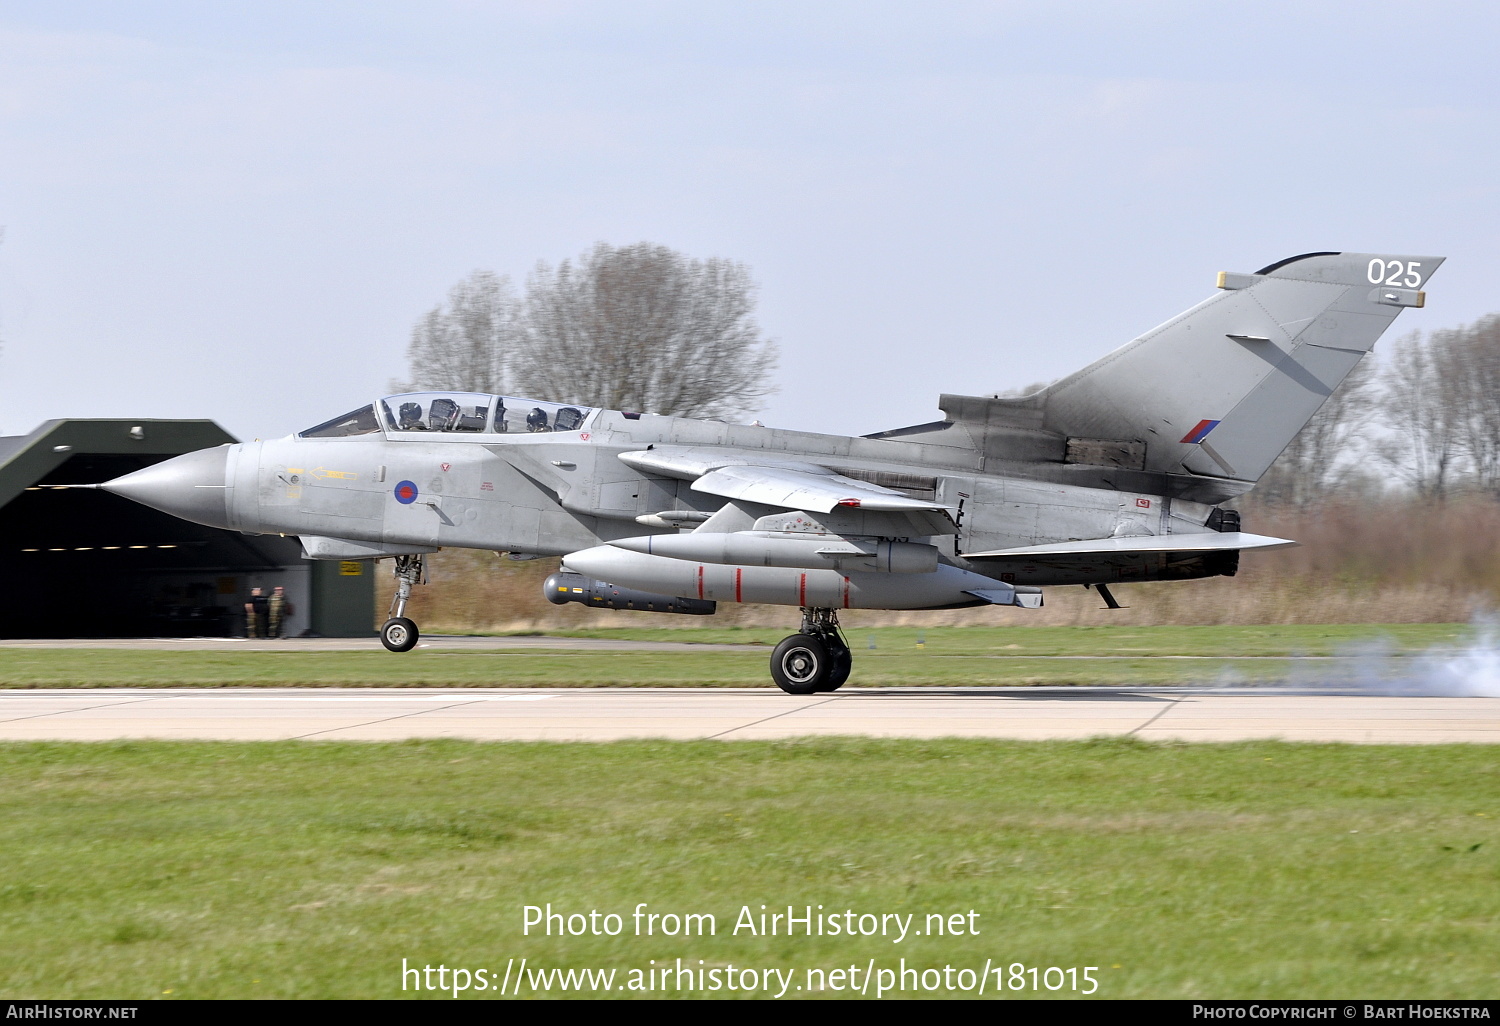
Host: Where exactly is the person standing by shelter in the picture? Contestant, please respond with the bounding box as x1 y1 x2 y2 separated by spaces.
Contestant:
245 587 269 638
269 585 293 638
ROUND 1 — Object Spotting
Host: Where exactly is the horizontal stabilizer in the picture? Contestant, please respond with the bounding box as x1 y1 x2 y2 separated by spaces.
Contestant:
964 531 1296 560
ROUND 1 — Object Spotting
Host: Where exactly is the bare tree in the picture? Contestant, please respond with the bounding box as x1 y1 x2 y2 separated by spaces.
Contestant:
1252 316 1500 503
1431 314 1500 495
1376 329 1464 499
510 242 776 419
1255 354 1380 508
403 270 518 394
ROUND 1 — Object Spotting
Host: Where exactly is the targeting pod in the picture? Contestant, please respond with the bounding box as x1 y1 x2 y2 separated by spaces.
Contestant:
543 572 716 615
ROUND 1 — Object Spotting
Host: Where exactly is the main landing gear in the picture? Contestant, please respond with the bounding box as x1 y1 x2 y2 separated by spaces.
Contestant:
380 554 427 652
770 608 852 695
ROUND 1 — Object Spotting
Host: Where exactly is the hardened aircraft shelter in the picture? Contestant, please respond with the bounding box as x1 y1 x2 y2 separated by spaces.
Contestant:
0 419 373 638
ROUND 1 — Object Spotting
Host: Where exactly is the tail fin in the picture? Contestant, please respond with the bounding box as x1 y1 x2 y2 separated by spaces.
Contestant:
937 252 1442 489
1041 251 1442 482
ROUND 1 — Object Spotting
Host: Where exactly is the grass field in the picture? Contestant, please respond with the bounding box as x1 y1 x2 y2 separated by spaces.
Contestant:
1 738 1496 1000
0 624 1476 688
539 623 1474 655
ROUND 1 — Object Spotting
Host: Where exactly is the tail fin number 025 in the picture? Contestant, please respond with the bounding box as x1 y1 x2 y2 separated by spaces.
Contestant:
1367 259 1422 288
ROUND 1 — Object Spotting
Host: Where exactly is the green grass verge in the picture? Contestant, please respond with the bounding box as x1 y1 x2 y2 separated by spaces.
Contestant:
0 739 1495 999
0 648 1304 687
0 624 1475 689
534 623 1475 656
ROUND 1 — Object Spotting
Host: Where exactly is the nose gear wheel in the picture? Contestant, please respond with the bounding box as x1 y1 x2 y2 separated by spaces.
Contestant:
381 616 419 652
381 554 427 654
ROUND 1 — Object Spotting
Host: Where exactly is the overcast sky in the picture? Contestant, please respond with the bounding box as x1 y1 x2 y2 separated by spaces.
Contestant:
1 1 1496 440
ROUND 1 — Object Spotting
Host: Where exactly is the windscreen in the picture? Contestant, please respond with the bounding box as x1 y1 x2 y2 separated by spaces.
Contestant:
299 405 382 438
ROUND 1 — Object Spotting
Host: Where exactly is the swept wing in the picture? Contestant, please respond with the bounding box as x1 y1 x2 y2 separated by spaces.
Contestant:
618 447 958 536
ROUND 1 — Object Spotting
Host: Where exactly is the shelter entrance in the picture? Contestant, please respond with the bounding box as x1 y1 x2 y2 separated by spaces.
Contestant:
0 420 373 638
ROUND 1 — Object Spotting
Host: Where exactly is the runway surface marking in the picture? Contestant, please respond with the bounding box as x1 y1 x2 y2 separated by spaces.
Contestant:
702 695 844 740
0 688 1494 744
1126 695 1183 736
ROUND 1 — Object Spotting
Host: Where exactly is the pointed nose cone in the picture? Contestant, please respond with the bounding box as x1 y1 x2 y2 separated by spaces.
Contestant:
103 445 232 529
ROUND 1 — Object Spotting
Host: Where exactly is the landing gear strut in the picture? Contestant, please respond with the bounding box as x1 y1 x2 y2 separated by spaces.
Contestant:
381 554 426 653
770 608 851 695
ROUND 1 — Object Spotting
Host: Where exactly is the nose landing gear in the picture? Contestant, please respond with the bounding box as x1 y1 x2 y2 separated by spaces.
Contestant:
380 554 427 652
770 608 851 695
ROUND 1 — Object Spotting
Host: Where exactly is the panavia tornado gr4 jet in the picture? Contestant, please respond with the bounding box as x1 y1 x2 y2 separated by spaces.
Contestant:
103 251 1441 692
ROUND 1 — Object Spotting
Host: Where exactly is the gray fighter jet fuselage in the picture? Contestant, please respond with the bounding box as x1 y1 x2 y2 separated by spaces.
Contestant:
104 251 1442 692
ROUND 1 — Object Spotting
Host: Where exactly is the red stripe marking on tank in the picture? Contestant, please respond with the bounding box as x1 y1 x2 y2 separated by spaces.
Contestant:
799 573 806 606
843 576 851 609
697 564 704 600
735 567 742 603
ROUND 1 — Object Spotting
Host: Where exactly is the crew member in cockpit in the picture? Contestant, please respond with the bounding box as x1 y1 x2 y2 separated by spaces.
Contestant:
526 408 550 432
397 402 425 431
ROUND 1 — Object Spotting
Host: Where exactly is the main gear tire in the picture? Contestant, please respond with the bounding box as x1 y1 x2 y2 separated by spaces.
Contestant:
771 634 830 695
380 617 420 653
819 638 852 692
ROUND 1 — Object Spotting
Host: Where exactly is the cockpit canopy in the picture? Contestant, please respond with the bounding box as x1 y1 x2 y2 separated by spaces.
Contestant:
299 392 595 438
385 392 493 433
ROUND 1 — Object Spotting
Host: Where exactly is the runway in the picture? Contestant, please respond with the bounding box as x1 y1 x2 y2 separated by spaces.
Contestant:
0 687 1495 743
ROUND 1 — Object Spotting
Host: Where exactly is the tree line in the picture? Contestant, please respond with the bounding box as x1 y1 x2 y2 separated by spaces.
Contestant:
1257 314 1500 506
